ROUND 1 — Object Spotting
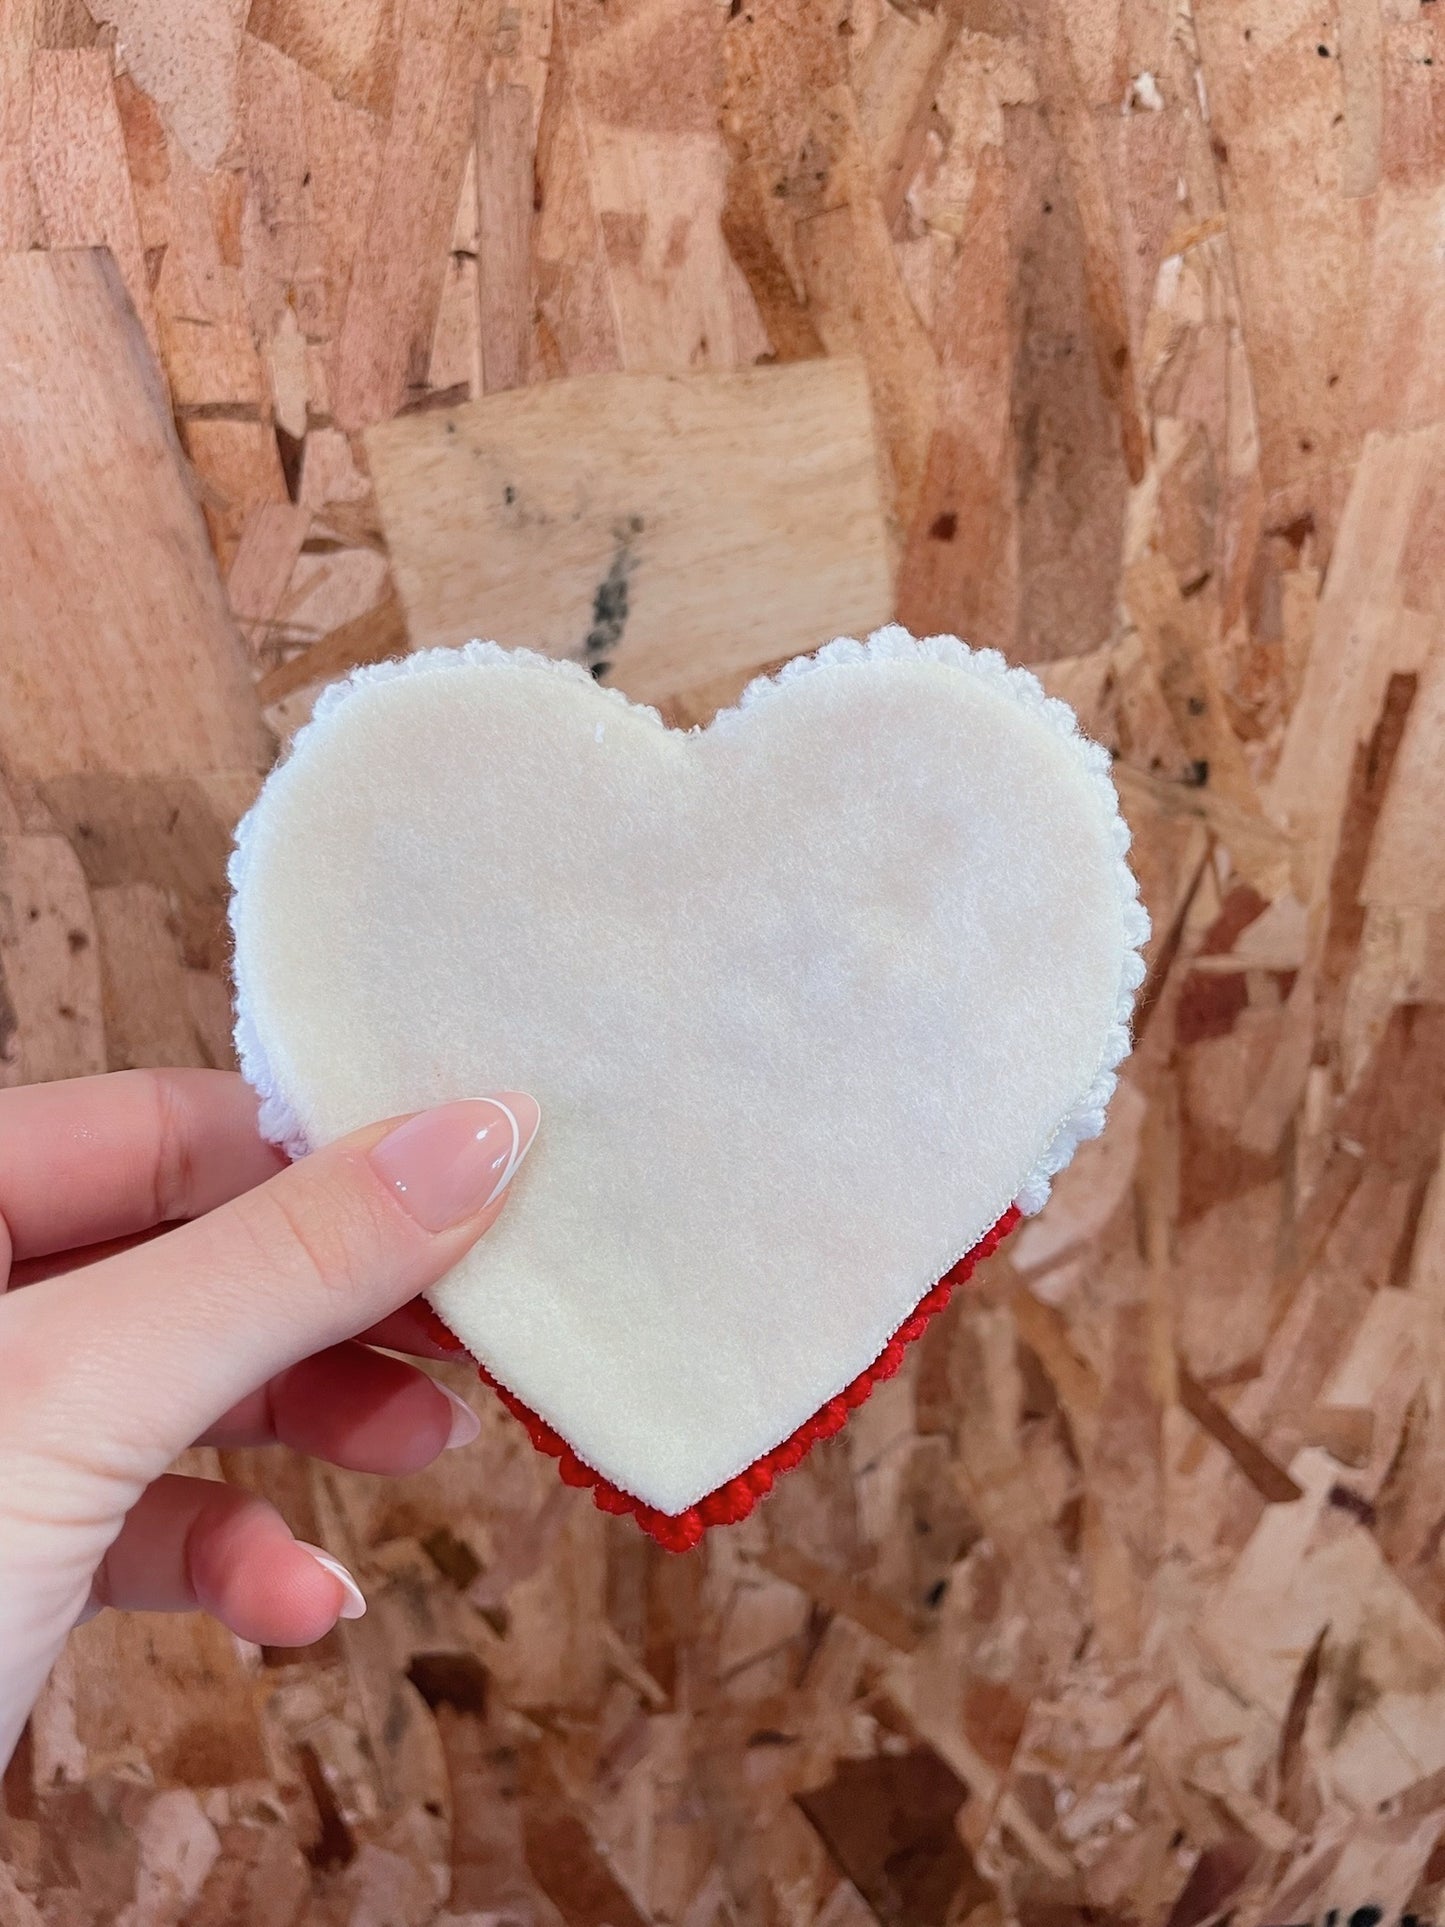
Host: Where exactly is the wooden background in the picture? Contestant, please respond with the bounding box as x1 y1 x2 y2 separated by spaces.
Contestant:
4 0 1445 1922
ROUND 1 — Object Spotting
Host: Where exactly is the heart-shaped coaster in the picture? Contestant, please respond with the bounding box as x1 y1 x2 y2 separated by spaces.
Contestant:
229 628 1147 1547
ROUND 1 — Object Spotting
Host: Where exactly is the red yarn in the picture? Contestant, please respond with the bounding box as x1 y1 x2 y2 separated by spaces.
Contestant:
468 1207 1021 1554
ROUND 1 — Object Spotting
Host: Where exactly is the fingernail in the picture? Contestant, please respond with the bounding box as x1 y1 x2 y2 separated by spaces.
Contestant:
370 1093 540 1232
440 1382 481 1449
298 1543 367 1620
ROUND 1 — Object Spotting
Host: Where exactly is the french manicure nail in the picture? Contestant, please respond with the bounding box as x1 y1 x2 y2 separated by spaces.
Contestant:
440 1382 481 1449
298 1543 367 1621
369 1093 540 1233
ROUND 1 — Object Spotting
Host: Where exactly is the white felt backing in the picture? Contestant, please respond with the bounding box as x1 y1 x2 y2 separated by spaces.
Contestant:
229 628 1148 1514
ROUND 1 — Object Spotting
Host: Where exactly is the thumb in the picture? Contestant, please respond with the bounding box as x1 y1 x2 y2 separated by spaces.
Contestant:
7 1094 538 1478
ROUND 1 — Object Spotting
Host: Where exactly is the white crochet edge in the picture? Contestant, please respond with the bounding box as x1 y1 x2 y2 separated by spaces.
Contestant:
228 625 1150 1216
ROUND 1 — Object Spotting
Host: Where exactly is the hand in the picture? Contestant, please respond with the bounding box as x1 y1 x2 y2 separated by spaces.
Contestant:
0 1069 539 1769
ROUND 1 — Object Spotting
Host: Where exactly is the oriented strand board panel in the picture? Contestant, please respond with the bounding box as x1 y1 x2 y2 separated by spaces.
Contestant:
365 360 893 707
0 249 268 1092
0 249 268 784
11 2 1445 1923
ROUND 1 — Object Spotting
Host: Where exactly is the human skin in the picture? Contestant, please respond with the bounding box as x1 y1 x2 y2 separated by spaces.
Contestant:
0 1069 539 1770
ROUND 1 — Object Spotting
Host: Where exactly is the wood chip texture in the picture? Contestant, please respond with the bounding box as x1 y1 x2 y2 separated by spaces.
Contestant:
3 2 1445 1922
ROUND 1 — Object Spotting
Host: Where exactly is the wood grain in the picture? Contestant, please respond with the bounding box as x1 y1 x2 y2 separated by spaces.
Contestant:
366 361 894 710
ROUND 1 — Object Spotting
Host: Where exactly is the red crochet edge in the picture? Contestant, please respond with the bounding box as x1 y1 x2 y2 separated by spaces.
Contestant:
426 1208 1020 1554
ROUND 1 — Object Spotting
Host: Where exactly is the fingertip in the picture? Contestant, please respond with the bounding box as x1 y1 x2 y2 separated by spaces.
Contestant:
190 1505 359 1645
221 1540 360 1645
265 1345 471 1473
367 1091 540 1233
296 1543 367 1621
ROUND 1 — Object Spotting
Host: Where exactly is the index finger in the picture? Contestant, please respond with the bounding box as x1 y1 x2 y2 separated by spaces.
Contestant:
0 1069 288 1265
